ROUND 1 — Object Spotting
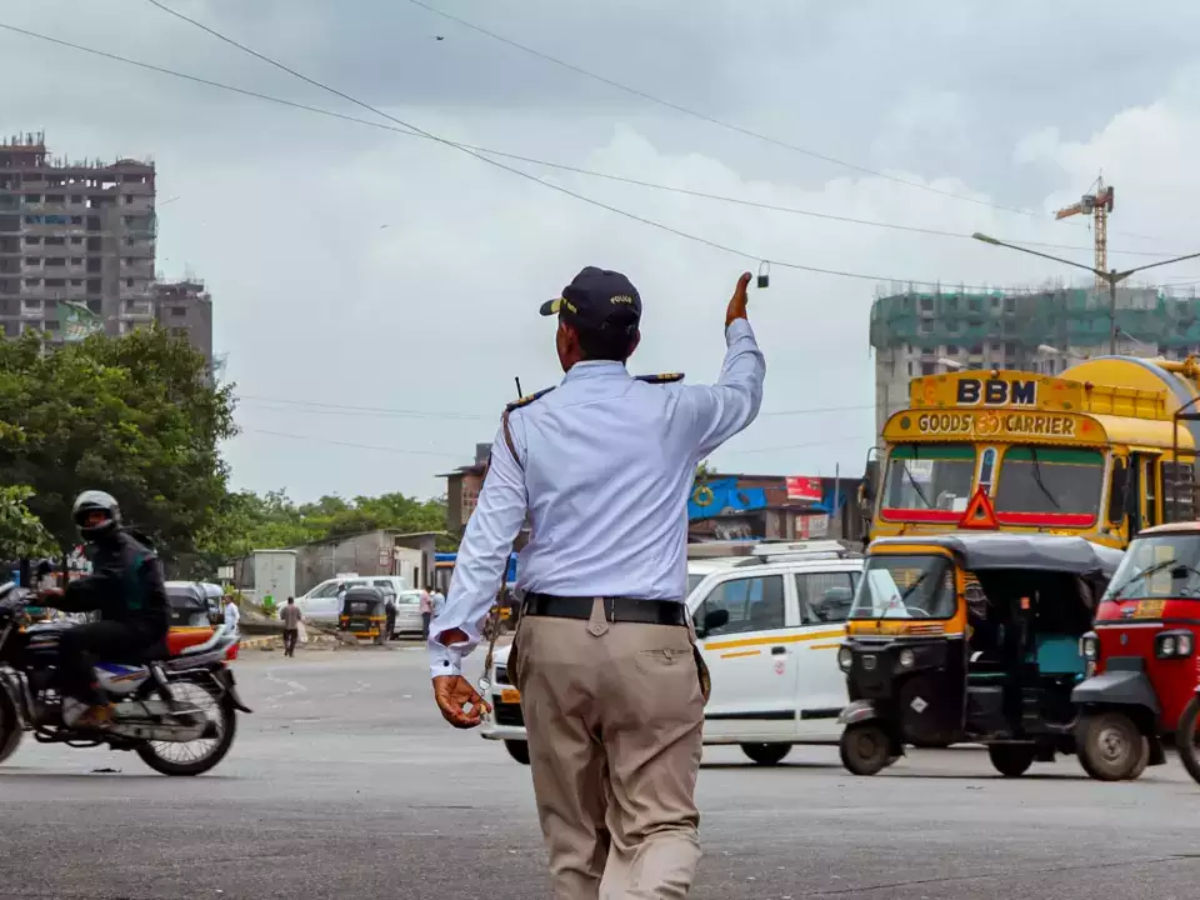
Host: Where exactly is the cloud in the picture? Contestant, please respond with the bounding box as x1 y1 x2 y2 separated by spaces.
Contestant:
4 0 1200 502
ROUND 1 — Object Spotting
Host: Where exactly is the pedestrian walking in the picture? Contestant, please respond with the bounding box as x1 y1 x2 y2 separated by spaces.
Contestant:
430 585 446 618
281 596 301 657
222 593 240 637
384 592 397 642
419 586 433 640
430 268 765 899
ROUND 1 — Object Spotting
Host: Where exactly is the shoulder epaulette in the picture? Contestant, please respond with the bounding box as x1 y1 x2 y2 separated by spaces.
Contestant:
635 372 685 384
506 386 555 412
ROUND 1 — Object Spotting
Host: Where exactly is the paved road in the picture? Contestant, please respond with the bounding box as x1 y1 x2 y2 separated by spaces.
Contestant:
2 646 1199 899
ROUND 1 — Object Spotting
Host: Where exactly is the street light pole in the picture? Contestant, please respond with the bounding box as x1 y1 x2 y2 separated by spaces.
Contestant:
972 233 1200 356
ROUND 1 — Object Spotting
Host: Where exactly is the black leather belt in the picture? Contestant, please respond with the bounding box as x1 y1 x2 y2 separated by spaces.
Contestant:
522 593 687 626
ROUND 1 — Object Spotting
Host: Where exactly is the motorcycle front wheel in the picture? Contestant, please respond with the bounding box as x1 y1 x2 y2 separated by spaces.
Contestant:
136 678 237 776
1175 694 1200 785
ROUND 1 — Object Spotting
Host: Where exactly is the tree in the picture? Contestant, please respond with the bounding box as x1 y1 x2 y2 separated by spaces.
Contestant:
0 485 55 560
0 329 236 560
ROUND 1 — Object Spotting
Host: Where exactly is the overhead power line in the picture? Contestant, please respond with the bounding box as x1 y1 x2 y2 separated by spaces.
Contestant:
402 0 1164 245
2 19 1184 269
238 394 876 420
125 6 1195 291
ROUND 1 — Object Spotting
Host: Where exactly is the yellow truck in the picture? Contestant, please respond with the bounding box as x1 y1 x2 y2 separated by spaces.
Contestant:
864 359 1200 549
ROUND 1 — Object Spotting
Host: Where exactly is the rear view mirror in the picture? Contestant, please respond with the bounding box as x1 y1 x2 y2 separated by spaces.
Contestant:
701 608 729 636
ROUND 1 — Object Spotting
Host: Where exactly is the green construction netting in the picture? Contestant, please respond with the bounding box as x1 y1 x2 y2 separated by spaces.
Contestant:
870 289 1200 351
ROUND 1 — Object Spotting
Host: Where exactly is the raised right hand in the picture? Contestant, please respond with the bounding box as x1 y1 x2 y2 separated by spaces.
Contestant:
725 272 752 327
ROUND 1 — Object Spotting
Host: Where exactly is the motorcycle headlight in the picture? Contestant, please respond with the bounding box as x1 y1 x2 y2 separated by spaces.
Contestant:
1080 633 1099 661
837 646 853 671
899 648 916 669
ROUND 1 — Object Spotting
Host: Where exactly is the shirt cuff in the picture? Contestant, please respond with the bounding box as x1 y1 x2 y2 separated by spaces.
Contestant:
726 317 755 342
428 639 464 679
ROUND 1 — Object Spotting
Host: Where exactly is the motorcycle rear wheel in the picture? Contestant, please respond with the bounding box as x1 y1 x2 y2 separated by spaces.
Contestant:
135 679 236 776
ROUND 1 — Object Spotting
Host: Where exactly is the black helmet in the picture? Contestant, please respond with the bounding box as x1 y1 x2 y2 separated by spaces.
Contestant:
72 490 121 540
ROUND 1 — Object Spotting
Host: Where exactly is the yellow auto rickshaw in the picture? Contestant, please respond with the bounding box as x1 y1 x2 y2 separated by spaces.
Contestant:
836 529 1123 778
338 587 389 645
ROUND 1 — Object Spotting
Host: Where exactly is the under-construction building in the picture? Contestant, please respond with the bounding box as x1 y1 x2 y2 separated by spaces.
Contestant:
870 284 1200 437
0 132 156 341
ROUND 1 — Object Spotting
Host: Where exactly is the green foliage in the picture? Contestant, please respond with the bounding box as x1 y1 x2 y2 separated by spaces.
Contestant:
0 485 56 559
0 328 236 558
196 488 452 565
259 595 278 619
695 460 713 482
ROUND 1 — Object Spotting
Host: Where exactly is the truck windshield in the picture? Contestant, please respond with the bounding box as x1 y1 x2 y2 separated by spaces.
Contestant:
993 447 1104 522
849 555 956 620
1106 534 1200 601
882 444 975 518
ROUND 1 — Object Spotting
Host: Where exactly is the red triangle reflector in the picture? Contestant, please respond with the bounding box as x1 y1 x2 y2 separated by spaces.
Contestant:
958 487 998 530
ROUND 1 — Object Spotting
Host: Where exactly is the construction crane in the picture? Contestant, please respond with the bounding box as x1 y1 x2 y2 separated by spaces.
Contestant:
1055 175 1114 288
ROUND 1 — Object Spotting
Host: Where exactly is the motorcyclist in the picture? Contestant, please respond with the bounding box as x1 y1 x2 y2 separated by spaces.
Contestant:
39 490 170 729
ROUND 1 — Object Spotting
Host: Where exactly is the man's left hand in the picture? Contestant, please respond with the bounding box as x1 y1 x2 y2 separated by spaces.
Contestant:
433 675 492 729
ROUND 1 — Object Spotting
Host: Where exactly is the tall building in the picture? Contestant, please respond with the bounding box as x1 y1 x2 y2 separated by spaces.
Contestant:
0 132 156 342
154 279 213 369
870 285 1200 437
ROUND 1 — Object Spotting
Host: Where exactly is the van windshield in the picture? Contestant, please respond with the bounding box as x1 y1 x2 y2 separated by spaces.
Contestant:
850 555 956 620
1106 535 1200 601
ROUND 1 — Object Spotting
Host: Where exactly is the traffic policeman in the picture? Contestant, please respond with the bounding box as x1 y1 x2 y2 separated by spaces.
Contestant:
431 266 765 899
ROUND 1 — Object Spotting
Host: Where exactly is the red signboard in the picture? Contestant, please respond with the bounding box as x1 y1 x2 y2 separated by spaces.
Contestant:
786 477 823 502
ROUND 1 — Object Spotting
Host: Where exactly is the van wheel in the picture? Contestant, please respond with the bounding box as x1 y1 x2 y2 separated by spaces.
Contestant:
1077 712 1146 781
504 740 530 765
840 722 892 776
987 744 1035 777
741 743 791 766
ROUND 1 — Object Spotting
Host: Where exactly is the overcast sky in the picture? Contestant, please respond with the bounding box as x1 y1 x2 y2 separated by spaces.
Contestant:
6 0 1200 502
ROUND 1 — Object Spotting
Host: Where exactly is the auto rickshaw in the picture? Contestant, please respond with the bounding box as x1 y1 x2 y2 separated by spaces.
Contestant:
338 586 389 645
166 583 219 629
1076 522 1200 782
837 530 1123 778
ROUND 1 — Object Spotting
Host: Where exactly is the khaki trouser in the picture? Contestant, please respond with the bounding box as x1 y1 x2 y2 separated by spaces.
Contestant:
513 598 704 900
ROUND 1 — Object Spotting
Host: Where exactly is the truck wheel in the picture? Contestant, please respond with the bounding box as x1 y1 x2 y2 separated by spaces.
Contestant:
840 722 892 776
1175 694 1200 785
740 743 791 766
1077 711 1146 782
504 740 530 765
987 744 1035 777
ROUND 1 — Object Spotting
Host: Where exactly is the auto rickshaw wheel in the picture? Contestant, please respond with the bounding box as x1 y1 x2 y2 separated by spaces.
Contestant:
741 743 792 766
839 722 892 776
504 740 531 765
1127 737 1151 781
1078 711 1147 782
0 693 22 764
986 743 1035 777
1174 694 1200 785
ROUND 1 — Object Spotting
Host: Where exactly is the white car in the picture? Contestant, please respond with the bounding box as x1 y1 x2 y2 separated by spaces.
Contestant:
481 541 862 765
390 590 426 638
296 575 411 624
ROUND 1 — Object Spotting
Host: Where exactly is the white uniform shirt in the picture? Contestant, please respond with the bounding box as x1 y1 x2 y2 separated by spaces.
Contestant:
430 318 765 677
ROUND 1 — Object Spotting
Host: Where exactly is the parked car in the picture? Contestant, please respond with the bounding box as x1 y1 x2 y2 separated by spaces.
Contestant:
390 590 426 638
482 541 863 765
297 575 411 624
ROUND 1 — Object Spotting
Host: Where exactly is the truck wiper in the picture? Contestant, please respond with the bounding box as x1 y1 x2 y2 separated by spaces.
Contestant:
901 462 933 509
1028 447 1061 510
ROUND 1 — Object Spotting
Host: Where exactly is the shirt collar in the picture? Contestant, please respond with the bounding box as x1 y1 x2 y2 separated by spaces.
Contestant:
562 360 629 384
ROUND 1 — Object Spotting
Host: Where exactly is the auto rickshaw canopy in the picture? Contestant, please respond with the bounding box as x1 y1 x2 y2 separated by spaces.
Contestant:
869 532 1123 579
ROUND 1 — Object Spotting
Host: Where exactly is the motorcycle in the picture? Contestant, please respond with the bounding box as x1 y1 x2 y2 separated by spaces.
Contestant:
0 581 251 776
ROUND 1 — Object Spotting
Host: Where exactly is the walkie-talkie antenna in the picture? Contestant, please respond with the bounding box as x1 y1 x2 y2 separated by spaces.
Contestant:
515 377 523 398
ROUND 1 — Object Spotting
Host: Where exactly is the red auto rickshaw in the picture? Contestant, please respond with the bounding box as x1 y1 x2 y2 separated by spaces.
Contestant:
1074 522 1200 780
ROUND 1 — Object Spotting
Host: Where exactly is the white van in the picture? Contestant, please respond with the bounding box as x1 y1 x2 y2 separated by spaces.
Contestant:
482 541 861 766
296 574 411 623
